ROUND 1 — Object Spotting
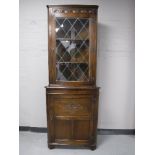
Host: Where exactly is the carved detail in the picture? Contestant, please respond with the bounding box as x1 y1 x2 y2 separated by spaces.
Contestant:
52 8 96 14
63 103 83 112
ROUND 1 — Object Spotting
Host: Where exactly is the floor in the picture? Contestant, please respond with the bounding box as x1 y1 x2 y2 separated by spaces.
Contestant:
19 132 135 155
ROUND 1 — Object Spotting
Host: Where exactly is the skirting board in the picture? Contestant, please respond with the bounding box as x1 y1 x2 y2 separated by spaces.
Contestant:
19 126 135 135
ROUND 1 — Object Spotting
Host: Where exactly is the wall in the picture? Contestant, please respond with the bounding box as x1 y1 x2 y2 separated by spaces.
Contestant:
19 0 135 129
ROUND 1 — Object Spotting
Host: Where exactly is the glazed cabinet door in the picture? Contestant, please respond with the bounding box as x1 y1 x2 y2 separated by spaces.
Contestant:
48 7 97 86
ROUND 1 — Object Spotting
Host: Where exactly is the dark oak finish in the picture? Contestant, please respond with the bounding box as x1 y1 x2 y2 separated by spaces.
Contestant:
46 5 99 150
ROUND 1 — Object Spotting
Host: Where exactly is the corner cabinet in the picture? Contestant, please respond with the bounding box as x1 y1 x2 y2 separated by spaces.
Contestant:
45 5 100 150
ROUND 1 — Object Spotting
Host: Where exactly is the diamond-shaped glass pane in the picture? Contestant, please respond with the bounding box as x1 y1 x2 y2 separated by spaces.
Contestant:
56 63 88 81
56 17 89 81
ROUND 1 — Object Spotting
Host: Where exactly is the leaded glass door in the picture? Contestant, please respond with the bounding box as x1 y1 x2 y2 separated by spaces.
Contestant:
48 8 97 85
56 18 89 82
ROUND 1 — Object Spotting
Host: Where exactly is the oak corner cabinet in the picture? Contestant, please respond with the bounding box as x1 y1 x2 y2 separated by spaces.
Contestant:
45 5 100 150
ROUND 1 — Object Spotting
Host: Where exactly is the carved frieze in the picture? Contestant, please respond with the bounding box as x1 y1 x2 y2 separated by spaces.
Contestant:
52 8 96 14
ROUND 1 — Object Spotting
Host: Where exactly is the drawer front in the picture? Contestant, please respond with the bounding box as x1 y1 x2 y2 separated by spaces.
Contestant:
53 97 91 117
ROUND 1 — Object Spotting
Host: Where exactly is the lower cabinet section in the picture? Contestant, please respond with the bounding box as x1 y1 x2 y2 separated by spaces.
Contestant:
46 87 99 150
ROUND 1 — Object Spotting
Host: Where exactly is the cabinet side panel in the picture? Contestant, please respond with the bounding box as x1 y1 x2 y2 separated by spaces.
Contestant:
46 93 56 144
48 8 56 83
89 14 97 84
92 90 99 145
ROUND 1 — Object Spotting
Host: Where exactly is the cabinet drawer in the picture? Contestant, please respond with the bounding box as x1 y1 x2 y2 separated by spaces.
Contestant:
53 97 92 117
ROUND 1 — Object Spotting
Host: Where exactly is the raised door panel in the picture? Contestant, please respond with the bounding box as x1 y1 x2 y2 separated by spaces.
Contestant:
55 119 72 139
74 120 90 140
54 119 90 141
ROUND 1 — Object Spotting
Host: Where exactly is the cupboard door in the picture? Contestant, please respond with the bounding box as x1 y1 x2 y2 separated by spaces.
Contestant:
48 95 94 142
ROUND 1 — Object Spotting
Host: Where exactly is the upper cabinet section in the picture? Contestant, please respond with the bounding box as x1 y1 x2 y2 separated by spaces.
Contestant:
47 5 98 86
